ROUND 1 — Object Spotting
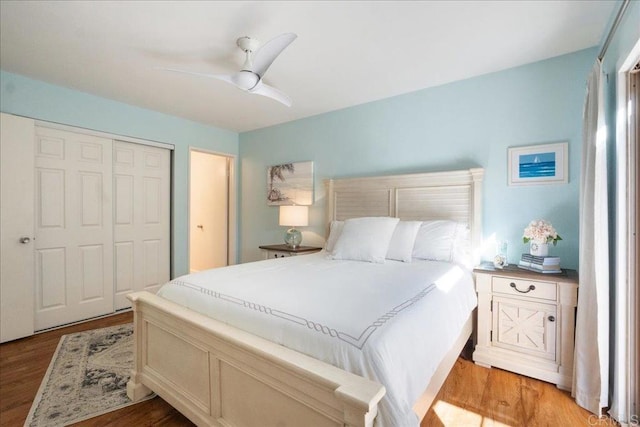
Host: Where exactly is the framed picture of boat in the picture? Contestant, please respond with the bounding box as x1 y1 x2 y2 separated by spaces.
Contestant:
508 142 568 186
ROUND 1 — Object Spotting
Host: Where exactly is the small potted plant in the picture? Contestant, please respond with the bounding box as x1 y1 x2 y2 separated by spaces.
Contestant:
522 219 562 256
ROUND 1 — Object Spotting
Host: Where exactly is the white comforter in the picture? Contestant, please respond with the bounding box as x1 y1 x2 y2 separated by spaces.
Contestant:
158 252 477 427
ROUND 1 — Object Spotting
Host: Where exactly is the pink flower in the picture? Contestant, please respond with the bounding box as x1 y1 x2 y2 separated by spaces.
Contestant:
522 220 562 246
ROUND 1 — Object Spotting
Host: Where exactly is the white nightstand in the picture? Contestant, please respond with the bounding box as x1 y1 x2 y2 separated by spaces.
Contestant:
473 264 578 391
258 244 323 260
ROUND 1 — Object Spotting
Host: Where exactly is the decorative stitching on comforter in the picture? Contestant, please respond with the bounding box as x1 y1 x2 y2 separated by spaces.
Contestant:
169 281 436 349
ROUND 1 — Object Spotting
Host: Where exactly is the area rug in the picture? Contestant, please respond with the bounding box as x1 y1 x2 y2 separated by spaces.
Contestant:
25 323 155 426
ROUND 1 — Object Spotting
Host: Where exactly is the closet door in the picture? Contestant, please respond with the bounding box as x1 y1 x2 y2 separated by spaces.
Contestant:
1 113 35 342
34 127 114 330
113 141 170 310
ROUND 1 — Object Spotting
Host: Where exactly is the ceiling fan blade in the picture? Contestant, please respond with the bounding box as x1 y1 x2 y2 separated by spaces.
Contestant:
250 81 292 107
158 67 235 86
250 33 297 77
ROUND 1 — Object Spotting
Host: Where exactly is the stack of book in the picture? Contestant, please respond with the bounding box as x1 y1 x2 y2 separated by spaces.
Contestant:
518 254 562 274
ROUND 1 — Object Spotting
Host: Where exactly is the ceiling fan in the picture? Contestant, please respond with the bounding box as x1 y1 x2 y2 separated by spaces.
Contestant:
161 33 297 107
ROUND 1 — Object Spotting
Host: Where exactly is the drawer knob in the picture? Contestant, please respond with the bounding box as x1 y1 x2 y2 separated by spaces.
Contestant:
510 282 535 293
548 315 556 322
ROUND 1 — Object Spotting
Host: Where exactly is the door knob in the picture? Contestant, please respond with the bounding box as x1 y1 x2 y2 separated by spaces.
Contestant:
19 237 31 244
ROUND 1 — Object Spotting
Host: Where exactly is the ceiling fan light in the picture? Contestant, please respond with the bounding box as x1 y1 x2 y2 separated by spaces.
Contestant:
232 71 259 91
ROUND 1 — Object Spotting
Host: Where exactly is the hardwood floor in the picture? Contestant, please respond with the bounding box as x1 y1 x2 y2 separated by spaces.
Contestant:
420 357 607 426
1 313 607 427
0 312 191 427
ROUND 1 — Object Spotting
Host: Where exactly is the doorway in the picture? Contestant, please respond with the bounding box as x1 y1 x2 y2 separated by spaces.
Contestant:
189 149 233 273
614 40 640 423
629 60 639 421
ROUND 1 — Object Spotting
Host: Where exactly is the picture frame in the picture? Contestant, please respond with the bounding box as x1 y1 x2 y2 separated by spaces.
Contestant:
508 142 568 186
267 161 314 206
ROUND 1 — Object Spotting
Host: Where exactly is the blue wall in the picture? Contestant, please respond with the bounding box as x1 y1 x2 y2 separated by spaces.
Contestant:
239 48 599 268
1 44 607 272
0 70 239 277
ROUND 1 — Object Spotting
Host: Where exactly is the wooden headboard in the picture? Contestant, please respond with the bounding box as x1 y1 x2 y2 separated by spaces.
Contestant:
325 168 484 250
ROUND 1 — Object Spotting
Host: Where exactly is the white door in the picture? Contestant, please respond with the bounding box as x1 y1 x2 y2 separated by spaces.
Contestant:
189 150 229 272
0 113 35 342
113 141 170 310
34 127 114 330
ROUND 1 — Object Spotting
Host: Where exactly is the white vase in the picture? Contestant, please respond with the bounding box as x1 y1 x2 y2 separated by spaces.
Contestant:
530 241 549 257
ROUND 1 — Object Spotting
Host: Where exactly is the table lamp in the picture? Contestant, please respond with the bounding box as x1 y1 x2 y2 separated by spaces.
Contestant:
279 205 308 248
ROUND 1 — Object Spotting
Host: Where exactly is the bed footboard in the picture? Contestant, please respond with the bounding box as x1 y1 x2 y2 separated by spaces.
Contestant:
126 291 386 427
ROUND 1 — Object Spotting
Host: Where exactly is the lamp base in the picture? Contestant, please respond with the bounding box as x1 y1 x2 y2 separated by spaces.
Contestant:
284 228 302 248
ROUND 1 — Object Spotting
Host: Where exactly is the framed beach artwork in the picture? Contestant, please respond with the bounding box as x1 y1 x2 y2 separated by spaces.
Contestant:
267 161 314 206
508 142 568 186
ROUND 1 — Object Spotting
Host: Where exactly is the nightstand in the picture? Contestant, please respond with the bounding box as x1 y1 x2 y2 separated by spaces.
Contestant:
258 244 323 260
472 263 578 391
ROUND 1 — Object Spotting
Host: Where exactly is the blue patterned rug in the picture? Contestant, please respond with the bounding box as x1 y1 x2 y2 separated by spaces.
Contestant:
25 323 155 426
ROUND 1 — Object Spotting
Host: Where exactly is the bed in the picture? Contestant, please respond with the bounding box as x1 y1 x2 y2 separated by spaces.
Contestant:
126 167 484 427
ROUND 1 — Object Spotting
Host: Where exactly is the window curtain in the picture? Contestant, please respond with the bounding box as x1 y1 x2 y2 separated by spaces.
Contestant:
573 59 609 415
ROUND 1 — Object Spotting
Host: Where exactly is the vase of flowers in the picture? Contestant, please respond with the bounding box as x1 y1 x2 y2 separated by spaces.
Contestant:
529 241 549 256
522 220 562 256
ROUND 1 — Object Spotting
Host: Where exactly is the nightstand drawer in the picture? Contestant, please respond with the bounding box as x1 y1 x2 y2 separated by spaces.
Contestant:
492 276 556 301
259 244 323 260
268 251 292 259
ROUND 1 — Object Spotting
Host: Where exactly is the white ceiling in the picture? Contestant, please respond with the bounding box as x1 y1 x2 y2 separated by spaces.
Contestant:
0 1 615 133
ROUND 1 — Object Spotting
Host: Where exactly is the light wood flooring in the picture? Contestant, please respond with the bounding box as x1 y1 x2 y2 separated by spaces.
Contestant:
1 312 609 426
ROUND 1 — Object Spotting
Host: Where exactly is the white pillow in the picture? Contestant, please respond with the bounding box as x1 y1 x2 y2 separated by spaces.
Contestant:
331 217 400 263
324 220 344 253
386 220 422 262
452 224 473 268
412 220 461 262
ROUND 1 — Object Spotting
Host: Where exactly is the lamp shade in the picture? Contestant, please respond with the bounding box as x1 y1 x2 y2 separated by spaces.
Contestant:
279 205 308 227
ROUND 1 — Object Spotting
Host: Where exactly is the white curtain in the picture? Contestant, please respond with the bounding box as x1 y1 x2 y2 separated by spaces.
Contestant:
573 59 609 415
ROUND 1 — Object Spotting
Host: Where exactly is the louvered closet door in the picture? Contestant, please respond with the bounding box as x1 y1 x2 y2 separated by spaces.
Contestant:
113 141 170 310
34 127 114 330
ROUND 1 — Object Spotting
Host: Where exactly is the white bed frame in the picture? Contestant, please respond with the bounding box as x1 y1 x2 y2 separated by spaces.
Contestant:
127 168 484 427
